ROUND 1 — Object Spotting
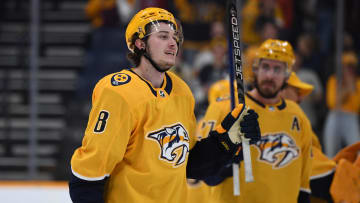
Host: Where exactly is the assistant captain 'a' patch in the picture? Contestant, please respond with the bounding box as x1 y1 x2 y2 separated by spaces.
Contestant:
111 73 131 86
291 116 300 131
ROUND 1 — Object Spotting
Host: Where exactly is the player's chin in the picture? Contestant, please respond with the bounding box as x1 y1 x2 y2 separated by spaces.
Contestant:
159 63 173 72
161 61 176 70
165 57 176 65
261 86 274 94
260 88 279 99
167 60 176 67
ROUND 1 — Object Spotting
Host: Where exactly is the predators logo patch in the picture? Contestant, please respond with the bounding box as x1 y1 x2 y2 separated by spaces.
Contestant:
111 73 131 86
256 133 299 168
147 123 190 167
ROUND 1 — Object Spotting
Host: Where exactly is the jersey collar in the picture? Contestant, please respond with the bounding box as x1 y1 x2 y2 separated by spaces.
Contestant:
246 93 287 110
127 69 173 97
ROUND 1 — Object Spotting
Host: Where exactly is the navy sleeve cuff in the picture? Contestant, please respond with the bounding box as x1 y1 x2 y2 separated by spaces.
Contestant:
298 190 310 203
69 173 107 203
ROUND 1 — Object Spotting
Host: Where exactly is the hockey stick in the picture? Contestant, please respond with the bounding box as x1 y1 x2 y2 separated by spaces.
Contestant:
227 0 254 196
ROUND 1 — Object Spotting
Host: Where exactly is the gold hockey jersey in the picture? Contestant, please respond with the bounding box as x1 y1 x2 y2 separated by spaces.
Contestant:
200 93 313 203
187 179 211 203
310 133 336 180
71 69 197 203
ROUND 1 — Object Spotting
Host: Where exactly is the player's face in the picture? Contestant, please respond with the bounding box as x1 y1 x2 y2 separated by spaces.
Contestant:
255 59 287 98
146 23 178 71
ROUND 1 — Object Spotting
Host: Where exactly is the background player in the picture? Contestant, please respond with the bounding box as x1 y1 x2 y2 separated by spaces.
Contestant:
280 72 335 202
323 51 360 157
201 68 360 203
68 7 260 203
199 39 313 203
281 71 360 203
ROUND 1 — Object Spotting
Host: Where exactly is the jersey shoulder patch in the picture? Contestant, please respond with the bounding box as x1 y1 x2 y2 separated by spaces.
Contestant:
111 73 131 86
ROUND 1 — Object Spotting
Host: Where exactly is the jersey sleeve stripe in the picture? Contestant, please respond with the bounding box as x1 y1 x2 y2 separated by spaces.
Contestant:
310 168 335 180
299 187 311 194
71 166 110 181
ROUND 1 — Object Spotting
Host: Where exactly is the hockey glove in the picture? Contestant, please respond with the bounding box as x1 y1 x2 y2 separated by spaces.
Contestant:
333 141 360 163
210 104 261 153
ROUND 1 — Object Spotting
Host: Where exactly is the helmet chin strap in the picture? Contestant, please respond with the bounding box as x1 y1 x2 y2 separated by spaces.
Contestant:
142 46 178 73
143 52 168 73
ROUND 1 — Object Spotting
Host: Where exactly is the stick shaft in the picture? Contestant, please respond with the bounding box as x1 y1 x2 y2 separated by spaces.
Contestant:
227 0 254 196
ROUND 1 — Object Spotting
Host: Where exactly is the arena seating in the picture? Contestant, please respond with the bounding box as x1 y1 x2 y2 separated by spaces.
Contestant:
0 0 89 180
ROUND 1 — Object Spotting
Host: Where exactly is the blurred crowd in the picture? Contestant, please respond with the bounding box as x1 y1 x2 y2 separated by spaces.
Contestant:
76 0 360 157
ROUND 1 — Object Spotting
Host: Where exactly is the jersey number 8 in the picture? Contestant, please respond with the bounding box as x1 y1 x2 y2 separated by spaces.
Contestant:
94 110 110 133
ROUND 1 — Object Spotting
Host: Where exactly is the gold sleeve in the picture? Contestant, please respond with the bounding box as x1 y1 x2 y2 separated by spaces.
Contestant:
71 86 133 180
299 115 314 193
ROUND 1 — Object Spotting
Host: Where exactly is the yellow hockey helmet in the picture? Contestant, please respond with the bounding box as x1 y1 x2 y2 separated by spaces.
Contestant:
208 79 230 103
287 72 314 98
125 7 178 52
254 39 295 73
342 51 358 67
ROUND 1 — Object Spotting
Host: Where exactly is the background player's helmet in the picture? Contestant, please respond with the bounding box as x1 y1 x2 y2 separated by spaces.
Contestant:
125 7 178 52
287 72 314 98
253 39 295 75
208 79 230 103
342 51 358 67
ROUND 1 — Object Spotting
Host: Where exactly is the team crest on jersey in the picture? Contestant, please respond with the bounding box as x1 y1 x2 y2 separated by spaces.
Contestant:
256 133 299 168
111 73 131 86
147 123 190 167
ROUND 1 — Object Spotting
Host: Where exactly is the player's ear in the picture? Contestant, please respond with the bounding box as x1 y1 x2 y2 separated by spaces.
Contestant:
135 39 145 50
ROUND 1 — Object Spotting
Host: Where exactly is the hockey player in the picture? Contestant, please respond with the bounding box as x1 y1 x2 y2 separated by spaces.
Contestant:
204 70 360 203
199 39 313 203
281 72 360 203
68 7 261 203
280 72 335 202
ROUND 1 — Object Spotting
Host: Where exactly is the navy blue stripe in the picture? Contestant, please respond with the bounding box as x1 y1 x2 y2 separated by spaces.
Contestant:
246 93 265 108
164 72 173 95
246 93 287 111
277 99 286 110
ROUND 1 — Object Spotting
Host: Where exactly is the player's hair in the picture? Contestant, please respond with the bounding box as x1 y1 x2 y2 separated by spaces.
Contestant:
126 25 151 67
126 34 144 67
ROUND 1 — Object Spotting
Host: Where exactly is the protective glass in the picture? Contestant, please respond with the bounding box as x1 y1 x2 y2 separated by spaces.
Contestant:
143 21 180 43
258 60 287 76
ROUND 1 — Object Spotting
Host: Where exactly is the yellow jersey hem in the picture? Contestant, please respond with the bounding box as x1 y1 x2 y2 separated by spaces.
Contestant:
310 168 335 180
300 187 311 194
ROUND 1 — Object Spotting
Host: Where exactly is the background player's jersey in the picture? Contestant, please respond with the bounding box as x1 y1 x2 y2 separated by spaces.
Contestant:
200 93 312 203
71 69 197 203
